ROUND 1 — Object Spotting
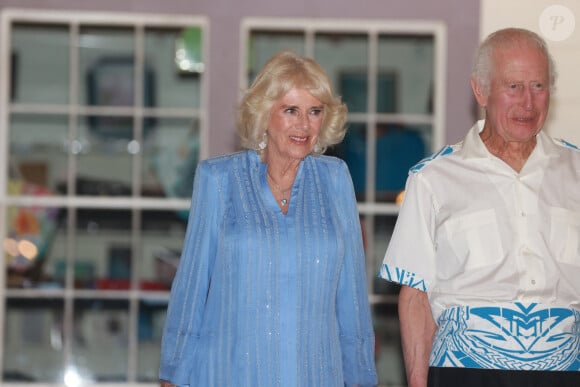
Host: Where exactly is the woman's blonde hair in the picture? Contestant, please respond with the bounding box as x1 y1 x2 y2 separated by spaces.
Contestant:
237 50 347 155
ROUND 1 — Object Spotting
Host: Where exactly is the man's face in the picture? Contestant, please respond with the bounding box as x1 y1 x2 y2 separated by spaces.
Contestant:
474 45 550 143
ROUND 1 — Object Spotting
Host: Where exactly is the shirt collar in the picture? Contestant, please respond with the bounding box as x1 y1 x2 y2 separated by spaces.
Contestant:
460 119 560 161
459 120 488 160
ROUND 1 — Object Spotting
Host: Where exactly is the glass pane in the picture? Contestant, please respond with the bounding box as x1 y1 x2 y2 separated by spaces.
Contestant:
329 122 367 201
373 303 406 386
248 31 305 84
414 123 434 153
372 215 400 295
78 26 134 106
83 56 156 142
84 62 156 142
73 209 132 289
8 114 68 195
83 111 140 144
375 123 427 203
138 210 187 290
75 117 134 196
137 299 168 381
378 34 434 114
83 55 156 138
5 205 65 289
3 298 64 382
315 33 369 113
72 299 129 382
146 27 202 109
143 118 200 198
11 23 70 105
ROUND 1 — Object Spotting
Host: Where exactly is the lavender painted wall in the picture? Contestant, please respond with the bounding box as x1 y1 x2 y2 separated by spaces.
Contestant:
0 0 480 157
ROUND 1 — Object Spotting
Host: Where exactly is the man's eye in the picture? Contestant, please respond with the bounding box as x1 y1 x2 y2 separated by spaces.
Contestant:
509 83 518 89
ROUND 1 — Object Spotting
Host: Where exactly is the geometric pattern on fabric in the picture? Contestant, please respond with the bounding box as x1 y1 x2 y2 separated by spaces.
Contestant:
377 264 426 292
431 303 580 371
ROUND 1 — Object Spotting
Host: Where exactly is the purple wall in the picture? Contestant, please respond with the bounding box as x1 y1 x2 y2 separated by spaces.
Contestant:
1 0 480 157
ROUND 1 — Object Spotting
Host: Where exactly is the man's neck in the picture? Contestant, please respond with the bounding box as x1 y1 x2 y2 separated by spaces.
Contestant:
480 130 537 173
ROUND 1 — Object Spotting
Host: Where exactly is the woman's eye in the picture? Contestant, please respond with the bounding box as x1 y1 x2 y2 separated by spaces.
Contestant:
310 108 323 115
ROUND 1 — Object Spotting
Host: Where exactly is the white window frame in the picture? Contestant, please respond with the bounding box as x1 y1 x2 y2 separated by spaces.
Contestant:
240 18 447 303
0 8 209 385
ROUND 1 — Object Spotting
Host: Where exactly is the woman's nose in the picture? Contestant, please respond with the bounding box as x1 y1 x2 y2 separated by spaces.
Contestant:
296 113 310 130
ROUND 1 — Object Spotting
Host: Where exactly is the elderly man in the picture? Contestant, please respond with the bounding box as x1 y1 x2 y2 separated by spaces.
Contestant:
379 28 580 387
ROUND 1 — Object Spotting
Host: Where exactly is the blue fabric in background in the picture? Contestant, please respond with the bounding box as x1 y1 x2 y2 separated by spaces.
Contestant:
340 125 425 196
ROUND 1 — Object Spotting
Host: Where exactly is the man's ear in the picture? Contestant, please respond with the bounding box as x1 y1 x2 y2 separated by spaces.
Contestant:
470 77 488 108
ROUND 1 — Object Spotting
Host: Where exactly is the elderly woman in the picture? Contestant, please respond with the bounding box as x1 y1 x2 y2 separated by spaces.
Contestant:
159 50 377 387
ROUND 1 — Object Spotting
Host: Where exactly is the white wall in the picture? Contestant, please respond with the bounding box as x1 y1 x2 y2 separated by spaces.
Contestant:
480 0 580 145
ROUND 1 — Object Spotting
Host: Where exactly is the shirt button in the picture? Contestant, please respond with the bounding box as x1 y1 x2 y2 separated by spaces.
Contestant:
521 211 526 217
531 279 536 285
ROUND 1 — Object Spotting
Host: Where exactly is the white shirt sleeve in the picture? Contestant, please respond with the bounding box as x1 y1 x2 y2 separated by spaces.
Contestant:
378 171 437 292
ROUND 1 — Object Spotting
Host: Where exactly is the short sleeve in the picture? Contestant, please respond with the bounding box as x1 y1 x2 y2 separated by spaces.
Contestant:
378 172 436 292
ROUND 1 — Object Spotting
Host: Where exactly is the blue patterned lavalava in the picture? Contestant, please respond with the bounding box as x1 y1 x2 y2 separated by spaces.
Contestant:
431 303 580 370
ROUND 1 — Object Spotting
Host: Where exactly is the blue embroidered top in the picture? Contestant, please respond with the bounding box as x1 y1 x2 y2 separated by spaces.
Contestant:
160 150 377 386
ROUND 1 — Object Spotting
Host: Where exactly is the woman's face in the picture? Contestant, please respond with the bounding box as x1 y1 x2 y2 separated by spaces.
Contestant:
265 87 324 163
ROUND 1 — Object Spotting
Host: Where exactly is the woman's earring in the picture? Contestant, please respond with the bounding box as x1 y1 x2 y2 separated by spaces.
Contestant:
313 143 321 153
258 133 267 150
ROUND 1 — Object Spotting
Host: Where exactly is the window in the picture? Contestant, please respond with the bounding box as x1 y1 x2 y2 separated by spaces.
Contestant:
241 18 446 386
0 9 208 383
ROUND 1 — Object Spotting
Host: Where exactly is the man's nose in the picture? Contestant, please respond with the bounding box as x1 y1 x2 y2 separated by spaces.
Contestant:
522 87 534 110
